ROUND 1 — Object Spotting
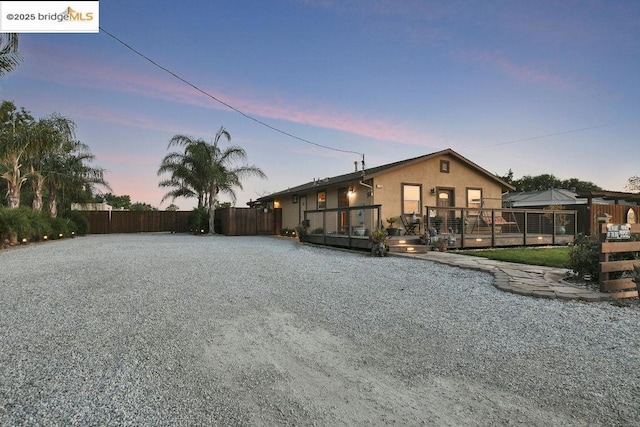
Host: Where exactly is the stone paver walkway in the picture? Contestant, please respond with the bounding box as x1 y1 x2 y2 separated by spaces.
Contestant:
394 250 611 302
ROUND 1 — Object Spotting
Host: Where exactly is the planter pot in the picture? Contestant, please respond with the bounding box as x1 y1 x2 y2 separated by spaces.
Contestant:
386 227 400 236
556 225 566 235
371 242 387 257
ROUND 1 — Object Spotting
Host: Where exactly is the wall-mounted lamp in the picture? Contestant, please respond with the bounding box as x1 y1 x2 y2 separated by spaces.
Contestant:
430 188 436 195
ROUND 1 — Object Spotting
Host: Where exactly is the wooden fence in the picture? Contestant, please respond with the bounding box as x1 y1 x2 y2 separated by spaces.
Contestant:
80 208 281 236
599 222 640 299
589 204 639 236
83 210 192 234
217 207 281 236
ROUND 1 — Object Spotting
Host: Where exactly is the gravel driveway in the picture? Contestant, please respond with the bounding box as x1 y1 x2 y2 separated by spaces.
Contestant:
1 233 638 426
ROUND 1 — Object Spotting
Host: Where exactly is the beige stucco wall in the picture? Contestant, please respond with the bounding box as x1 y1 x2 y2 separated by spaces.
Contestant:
372 153 504 222
273 153 506 231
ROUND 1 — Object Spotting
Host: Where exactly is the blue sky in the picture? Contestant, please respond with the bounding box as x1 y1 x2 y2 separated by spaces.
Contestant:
2 0 639 208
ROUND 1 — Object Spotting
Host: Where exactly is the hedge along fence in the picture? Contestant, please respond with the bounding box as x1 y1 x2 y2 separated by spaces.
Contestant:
599 222 640 299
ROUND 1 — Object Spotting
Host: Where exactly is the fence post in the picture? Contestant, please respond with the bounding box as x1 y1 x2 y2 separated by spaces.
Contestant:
598 222 609 291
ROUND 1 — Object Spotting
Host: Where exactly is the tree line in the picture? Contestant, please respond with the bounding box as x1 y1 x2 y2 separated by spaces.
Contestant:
499 169 602 193
0 100 109 215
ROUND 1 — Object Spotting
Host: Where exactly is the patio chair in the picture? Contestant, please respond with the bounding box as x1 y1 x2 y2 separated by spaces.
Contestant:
400 215 419 235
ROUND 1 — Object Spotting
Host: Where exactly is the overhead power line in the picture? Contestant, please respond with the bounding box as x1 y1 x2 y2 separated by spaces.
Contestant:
469 120 635 152
99 26 364 158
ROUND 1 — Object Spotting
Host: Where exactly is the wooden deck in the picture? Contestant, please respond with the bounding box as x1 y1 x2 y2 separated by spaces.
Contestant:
300 205 577 252
302 232 574 252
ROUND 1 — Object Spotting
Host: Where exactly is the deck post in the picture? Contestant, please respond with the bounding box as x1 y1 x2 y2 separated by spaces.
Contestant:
460 207 466 249
491 209 496 247
523 211 528 244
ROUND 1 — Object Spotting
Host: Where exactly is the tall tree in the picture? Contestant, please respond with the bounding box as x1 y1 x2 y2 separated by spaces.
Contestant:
0 101 34 208
44 140 110 217
508 172 601 193
26 113 77 211
0 34 21 76
158 127 266 234
96 193 132 210
626 176 640 192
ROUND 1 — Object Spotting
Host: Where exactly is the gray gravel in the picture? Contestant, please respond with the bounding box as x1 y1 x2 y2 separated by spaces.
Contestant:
0 233 638 426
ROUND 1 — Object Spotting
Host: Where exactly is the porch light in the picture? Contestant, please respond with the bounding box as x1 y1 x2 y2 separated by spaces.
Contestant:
430 188 436 195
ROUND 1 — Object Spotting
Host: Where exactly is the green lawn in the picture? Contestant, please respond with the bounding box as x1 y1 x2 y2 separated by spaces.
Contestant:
455 246 571 268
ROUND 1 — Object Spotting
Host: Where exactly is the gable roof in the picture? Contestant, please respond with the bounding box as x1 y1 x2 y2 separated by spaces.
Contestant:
258 148 514 202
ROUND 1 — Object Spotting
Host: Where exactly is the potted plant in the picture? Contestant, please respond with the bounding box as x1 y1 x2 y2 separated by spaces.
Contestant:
544 205 568 235
369 228 389 257
386 217 400 236
434 238 448 252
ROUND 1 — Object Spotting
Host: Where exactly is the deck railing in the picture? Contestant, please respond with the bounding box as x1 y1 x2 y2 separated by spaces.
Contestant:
301 204 382 249
424 206 577 248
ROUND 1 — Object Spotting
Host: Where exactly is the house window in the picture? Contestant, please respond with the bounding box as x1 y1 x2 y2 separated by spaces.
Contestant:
317 190 326 209
467 188 482 209
403 184 421 214
440 160 450 173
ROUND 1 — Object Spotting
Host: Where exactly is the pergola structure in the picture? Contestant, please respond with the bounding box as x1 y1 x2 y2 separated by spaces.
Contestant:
577 190 640 205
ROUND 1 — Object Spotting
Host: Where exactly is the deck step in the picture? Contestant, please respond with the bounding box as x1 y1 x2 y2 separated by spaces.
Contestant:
387 236 432 253
388 244 432 253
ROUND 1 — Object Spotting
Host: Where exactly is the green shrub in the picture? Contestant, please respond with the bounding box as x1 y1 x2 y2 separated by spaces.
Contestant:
567 234 600 281
60 210 89 235
50 216 71 239
294 224 307 241
0 207 32 243
187 207 209 234
25 209 53 241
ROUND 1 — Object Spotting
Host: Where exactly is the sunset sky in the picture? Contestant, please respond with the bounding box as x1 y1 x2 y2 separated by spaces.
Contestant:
2 0 639 209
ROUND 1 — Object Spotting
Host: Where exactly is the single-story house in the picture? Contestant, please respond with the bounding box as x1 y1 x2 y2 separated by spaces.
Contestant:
257 148 514 235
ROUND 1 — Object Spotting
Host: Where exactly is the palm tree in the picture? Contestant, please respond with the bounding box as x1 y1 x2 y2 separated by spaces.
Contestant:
25 113 77 211
158 127 266 234
0 33 21 76
44 140 110 217
0 101 34 208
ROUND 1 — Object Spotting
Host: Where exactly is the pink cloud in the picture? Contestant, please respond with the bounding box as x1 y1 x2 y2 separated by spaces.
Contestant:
23 40 436 148
452 49 576 90
95 151 159 166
